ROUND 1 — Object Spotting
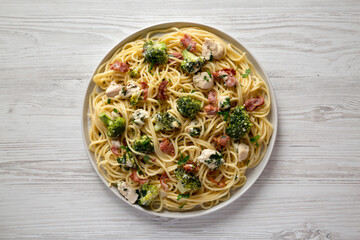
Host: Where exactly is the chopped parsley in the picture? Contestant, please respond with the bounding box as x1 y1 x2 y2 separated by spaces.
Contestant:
107 98 111 104
177 193 190 201
191 90 195 93
168 78 172 83
119 145 131 152
113 108 118 113
122 86 127 96
136 165 143 175
235 175 238 180
179 202 187 209
220 97 230 109
218 74 228 79
250 134 260 147
177 152 190 165
205 152 223 169
143 155 152 164
250 135 260 142
241 69 251 78
203 75 209 82
217 110 230 122
187 44 192 51
206 69 212 78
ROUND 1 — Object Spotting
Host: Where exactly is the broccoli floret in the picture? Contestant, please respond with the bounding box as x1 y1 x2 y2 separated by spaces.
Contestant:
129 68 139 78
132 135 154 154
153 112 181 132
189 127 201 137
117 149 136 168
225 106 253 139
129 90 142 106
137 183 159 206
177 96 202 119
174 168 202 194
143 41 168 70
180 50 205 74
99 113 126 138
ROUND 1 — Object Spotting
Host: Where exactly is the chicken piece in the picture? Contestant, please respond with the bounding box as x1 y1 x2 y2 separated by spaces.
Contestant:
120 82 141 98
106 81 121 97
237 143 250 162
117 181 138 204
202 38 226 61
193 72 214 90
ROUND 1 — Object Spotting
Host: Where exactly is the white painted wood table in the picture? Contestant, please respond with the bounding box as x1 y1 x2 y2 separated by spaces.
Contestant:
0 0 359 239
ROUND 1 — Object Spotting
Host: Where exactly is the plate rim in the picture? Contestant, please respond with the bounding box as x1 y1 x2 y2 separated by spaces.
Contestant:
81 21 278 219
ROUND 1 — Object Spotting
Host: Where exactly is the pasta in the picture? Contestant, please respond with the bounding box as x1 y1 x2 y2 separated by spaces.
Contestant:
88 27 273 212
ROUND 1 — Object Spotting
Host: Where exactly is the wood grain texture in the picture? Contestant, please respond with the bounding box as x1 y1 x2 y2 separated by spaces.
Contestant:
0 0 359 239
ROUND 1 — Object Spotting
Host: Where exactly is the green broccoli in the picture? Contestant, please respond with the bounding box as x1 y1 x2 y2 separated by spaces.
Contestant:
129 90 142 106
99 113 126 138
117 149 136 168
177 96 202 119
129 68 139 78
174 168 202 194
132 135 154 154
137 183 159 206
153 112 181 132
143 41 168 70
225 106 253 139
180 50 205 74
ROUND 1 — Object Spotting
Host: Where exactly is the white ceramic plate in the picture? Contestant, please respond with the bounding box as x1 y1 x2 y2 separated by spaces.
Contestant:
82 22 278 218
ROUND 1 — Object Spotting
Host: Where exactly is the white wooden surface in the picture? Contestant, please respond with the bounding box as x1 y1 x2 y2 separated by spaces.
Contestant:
0 0 359 239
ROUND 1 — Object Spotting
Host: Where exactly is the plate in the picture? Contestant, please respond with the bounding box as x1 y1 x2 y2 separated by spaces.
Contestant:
82 22 278 218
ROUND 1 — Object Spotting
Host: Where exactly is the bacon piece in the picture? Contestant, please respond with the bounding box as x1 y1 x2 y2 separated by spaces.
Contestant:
122 139 127 146
218 179 226 188
160 172 170 191
184 162 199 172
208 175 218 185
110 61 129 72
155 80 168 101
180 34 197 52
244 96 265 112
208 90 217 106
213 135 230 150
159 138 175 156
213 68 237 87
130 170 148 185
204 104 219 116
140 82 149 100
169 52 183 63
171 52 183 59
208 172 226 187
111 146 120 156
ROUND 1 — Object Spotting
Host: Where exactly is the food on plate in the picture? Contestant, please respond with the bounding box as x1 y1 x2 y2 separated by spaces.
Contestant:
88 27 273 212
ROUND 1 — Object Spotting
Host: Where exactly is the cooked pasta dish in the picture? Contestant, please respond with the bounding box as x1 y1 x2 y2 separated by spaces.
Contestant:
88 27 273 212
